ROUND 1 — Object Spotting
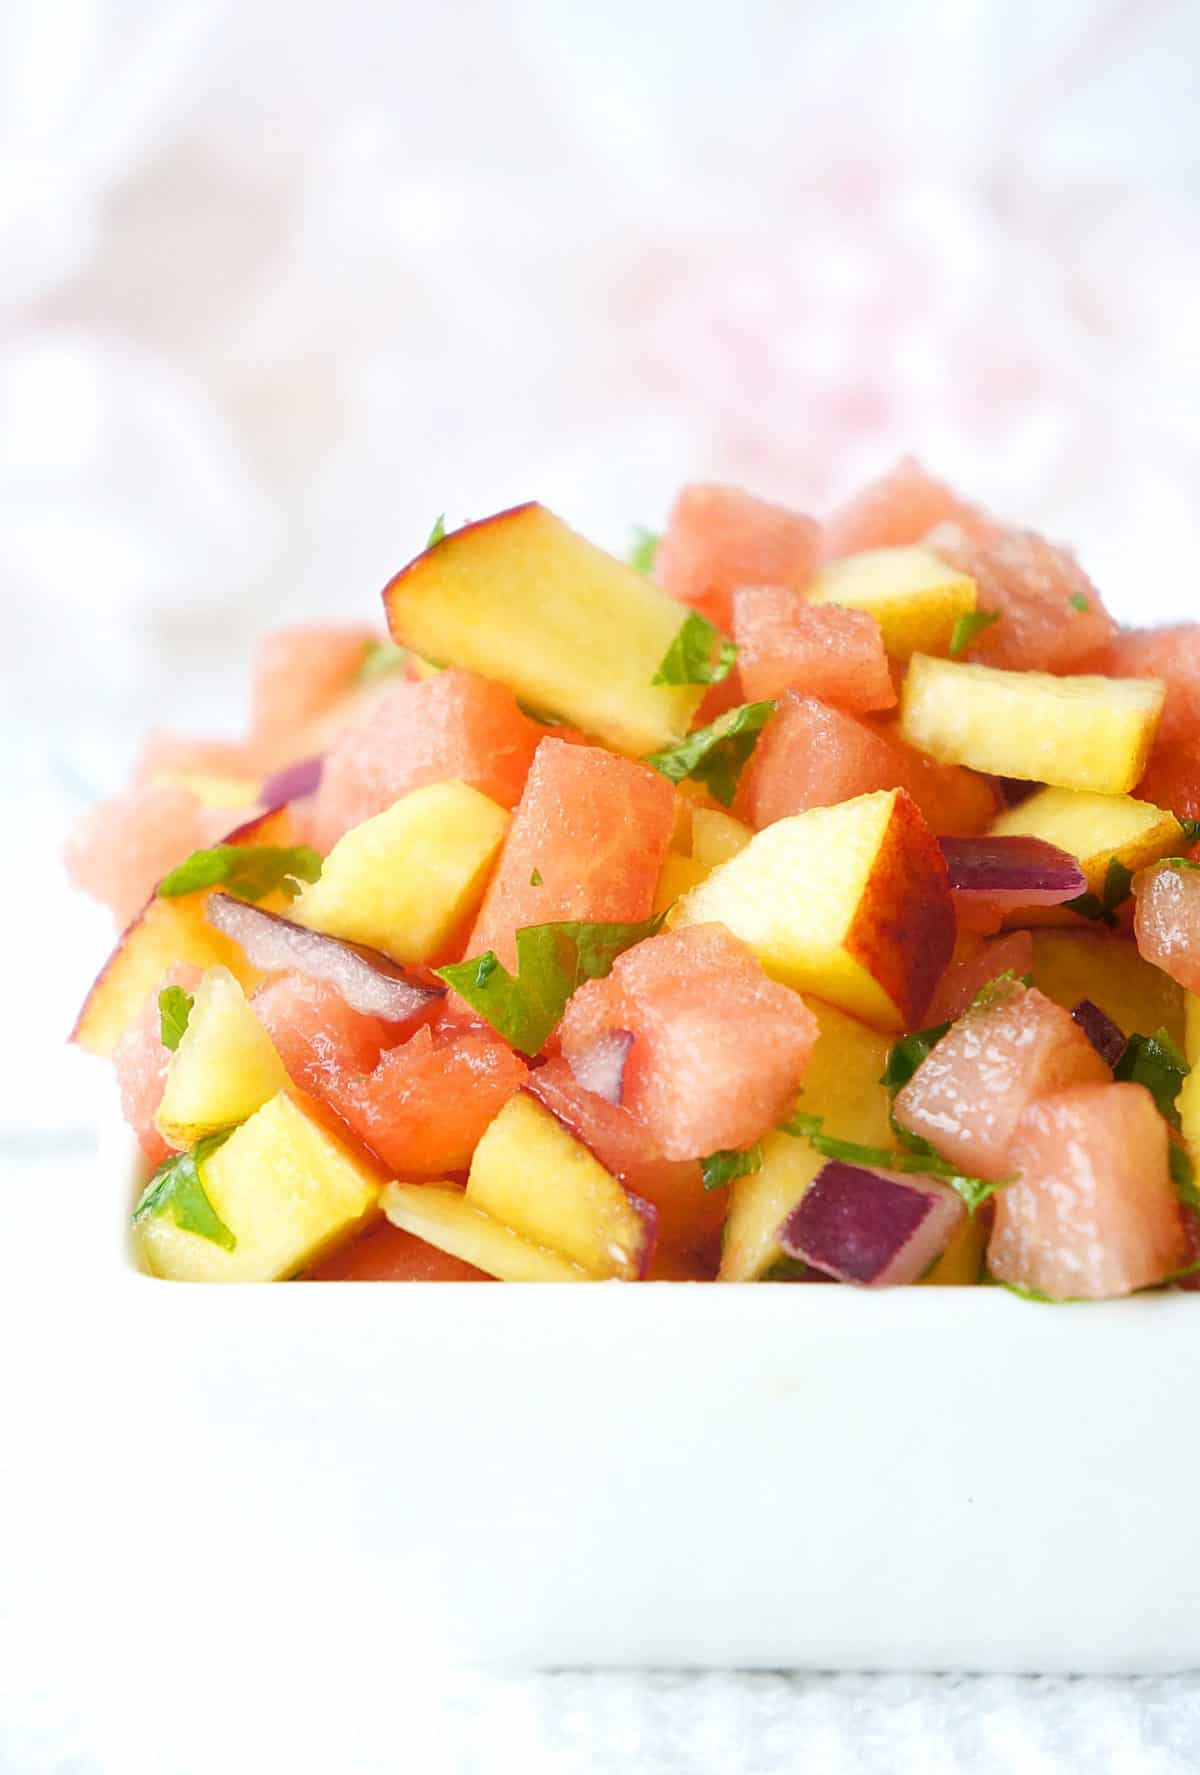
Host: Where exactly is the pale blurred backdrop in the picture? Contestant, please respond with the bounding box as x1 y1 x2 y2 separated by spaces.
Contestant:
10 0 1200 1136
6 5 1200 1768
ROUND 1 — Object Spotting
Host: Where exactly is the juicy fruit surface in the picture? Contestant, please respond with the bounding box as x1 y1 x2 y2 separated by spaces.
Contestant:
818 456 992 561
155 966 289 1149
990 788 1182 906
1031 928 1185 1049
323 1025 528 1176
307 669 543 852
113 964 204 1167
894 982 1110 1182
1133 862 1200 993
65 782 248 928
465 739 674 971
656 483 819 632
557 923 819 1160
676 788 954 1030
989 1084 1187 1300
309 1220 490 1282
805 544 976 661
732 591 895 710
251 973 396 1096
251 624 376 751
926 523 1116 673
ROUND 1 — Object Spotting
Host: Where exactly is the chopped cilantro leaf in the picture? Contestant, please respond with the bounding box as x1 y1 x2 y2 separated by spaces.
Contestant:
949 608 1001 656
630 527 660 576
652 612 738 688
780 1110 1006 1216
438 914 665 1055
1069 591 1090 613
969 968 1031 1010
132 1131 237 1250
426 514 446 549
158 844 323 905
701 1144 763 1191
1179 818 1200 844
1159 857 1200 874
1169 1142 1200 1211
158 986 194 1052
358 640 409 681
644 701 775 806
530 867 544 887
1113 1027 1188 1127
1065 856 1133 927
880 1022 950 1092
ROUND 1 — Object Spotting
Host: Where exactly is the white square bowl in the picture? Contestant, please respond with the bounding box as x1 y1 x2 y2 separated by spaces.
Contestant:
98 1115 1200 1675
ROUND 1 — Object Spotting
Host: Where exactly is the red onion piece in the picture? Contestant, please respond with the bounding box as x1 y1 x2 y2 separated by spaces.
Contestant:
206 892 442 1022
1070 998 1126 1068
260 754 324 809
777 1161 964 1286
938 836 1086 905
566 1028 635 1106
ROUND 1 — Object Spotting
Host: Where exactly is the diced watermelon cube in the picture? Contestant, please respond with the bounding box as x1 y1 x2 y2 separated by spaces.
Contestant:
557 923 818 1160
308 1220 491 1281
656 484 819 632
732 589 895 711
819 457 993 561
527 1057 724 1260
134 730 264 784
734 693 995 836
112 964 204 1168
464 737 675 971
250 623 377 750
307 669 544 852
1136 739 1200 824
323 1025 528 1176
926 523 1116 673
1095 625 1200 750
926 930 1035 1025
988 1083 1187 1299
251 973 399 1096
1132 860 1200 993
64 783 251 928
893 980 1110 1182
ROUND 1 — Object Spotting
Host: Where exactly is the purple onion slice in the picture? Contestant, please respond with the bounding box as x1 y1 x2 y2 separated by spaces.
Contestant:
206 892 442 1022
777 1160 964 1286
566 1028 635 1106
1071 998 1126 1068
259 754 324 810
938 835 1086 906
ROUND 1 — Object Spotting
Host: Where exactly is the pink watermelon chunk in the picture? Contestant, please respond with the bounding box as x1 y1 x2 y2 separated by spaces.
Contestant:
134 730 265 784
323 1025 528 1177
893 980 1110 1182
528 1057 725 1261
819 456 993 561
734 693 995 836
1132 858 1200 992
251 973 399 1096
926 523 1116 673
1137 738 1200 825
64 783 252 928
309 1220 491 1282
557 922 819 1160
926 930 1035 1025
656 484 819 632
732 589 896 711
307 668 544 852
463 737 675 972
1094 625 1200 750
112 963 204 1167
250 623 378 751
988 1083 1187 1299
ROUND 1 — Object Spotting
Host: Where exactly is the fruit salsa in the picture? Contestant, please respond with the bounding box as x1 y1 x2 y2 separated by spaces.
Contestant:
67 462 1200 1296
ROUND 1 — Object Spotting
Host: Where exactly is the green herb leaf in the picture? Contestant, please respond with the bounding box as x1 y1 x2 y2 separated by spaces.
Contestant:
652 612 738 688
1113 1026 1189 1127
630 527 660 576
760 1255 819 1281
358 640 409 681
132 1131 237 1250
1179 818 1200 844
529 867 543 887
880 1022 950 1092
1069 590 1090 613
1065 856 1133 927
1159 857 1200 874
438 914 665 1055
158 986 194 1052
701 1143 763 1191
1169 1141 1200 1212
780 1110 1006 1216
969 968 1031 1011
644 701 775 807
426 514 446 549
158 844 323 905
949 608 1001 656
